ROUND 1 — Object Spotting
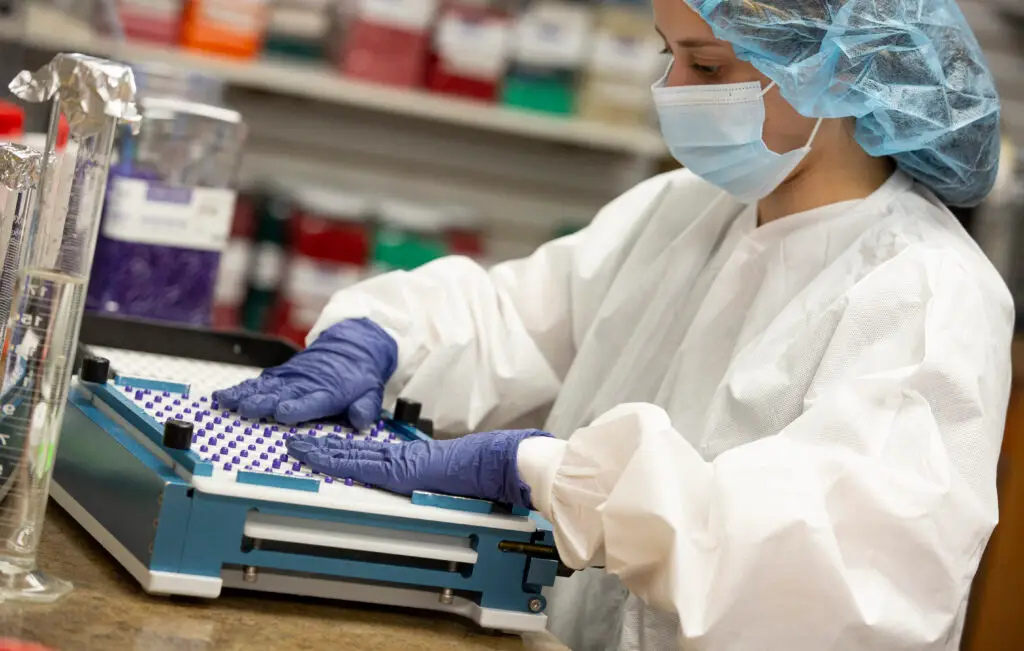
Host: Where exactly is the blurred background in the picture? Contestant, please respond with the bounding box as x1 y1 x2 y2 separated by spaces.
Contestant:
0 0 1020 346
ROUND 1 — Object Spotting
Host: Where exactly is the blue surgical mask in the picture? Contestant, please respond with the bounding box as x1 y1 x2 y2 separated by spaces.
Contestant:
652 69 824 203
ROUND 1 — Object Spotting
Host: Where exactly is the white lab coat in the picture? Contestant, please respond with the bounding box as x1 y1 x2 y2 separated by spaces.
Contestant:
310 169 1014 650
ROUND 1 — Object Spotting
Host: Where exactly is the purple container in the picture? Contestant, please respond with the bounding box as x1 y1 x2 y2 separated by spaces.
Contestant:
86 94 246 326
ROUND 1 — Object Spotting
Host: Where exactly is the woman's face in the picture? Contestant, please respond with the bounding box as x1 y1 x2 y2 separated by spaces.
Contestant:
652 0 821 156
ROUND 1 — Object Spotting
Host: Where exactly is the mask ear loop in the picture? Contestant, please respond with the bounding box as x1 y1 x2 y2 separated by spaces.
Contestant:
760 80 826 150
804 118 825 149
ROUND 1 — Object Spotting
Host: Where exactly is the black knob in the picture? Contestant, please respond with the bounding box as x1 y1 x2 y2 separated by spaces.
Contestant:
393 398 422 424
416 418 434 436
163 419 194 450
80 356 110 384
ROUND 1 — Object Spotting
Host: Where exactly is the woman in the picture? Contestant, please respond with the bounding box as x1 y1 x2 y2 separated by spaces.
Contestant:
215 0 1012 648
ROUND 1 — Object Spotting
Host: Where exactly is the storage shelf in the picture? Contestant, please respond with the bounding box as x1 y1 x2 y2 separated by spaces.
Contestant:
1 4 668 157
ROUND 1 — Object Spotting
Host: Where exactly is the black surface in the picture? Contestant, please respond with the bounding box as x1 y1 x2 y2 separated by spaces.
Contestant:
162 419 194 450
76 313 300 371
416 418 434 436
393 398 422 424
79 356 110 384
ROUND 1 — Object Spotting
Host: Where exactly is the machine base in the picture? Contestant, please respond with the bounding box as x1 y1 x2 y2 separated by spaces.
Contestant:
51 481 547 631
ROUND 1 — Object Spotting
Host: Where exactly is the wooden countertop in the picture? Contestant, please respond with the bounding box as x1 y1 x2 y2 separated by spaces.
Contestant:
0 505 541 651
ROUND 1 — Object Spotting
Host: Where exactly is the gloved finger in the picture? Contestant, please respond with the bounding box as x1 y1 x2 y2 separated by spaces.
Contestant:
284 434 322 458
346 386 384 431
238 392 280 420
285 437 387 463
212 378 261 409
306 452 394 488
317 437 392 452
276 390 340 425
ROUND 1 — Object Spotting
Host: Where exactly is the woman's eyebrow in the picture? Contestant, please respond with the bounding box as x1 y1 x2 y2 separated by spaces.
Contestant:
654 27 724 49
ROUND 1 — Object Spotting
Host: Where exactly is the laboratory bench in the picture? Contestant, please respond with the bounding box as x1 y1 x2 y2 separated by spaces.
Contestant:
0 505 530 651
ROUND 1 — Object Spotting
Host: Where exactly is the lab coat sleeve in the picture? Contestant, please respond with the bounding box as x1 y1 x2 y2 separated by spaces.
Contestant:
516 248 1013 649
307 173 677 433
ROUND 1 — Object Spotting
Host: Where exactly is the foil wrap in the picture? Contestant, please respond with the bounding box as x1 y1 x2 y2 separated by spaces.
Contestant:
0 143 44 191
8 53 141 135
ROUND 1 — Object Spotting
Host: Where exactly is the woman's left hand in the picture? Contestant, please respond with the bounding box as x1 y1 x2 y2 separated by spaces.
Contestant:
286 429 551 510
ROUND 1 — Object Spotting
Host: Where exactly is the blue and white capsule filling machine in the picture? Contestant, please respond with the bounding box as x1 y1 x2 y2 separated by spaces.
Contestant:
49 315 567 631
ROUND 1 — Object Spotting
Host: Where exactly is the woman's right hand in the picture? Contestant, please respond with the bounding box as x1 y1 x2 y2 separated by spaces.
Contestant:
212 318 398 428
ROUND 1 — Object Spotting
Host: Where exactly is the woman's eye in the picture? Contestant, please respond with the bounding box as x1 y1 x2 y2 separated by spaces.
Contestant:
692 63 720 75
660 45 671 55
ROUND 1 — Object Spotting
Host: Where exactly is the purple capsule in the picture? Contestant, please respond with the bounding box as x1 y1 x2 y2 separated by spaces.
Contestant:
233 420 241 427
162 391 170 397
212 453 220 462
195 414 204 422
240 450 249 458
192 402 201 408
346 433 354 440
173 399 181 405
245 428 253 435
285 471 294 476
344 478 354 486
220 447 229 455
324 476 333 484
200 445 209 452
248 444 257 451
232 456 240 464
225 426 234 434
263 427 273 436
280 453 289 461
203 409 212 415
144 389 152 395
175 413 183 420
315 424 324 430
256 437 264 444
333 425 342 433
191 435 199 443
145 401 154 409
184 408 192 414
211 403 219 411
200 396 208 402
205 422 214 430
228 441 237 449
289 427 297 434
154 396 163 404
365 484 375 490
134 389 145 400
124 385 133 393
291 461 301 471
216 433 225 440
253 460 261 467
260 452 268 460
182 394 190 400
272 460 281 469
214 417 222 425
224 463 233 471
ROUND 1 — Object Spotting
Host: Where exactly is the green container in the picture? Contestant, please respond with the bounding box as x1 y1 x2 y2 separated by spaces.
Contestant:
263 35 326 61
502 72 577 115
372 200 450 272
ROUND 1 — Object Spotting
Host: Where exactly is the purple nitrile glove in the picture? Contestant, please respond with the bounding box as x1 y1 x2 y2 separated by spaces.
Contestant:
286 429 552 510
212 318 398 428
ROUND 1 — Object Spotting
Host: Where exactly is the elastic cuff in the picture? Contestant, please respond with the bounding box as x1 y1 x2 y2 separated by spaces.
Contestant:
516 436 568 516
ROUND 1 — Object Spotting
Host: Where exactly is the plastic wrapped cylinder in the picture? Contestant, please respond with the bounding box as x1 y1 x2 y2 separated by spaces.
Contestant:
86 97 246 326
117 0 185 43
338 0 438 87
265 0 333 59
577 5 663 126
426 3 511 102
502 2 592 115
180 0 270 58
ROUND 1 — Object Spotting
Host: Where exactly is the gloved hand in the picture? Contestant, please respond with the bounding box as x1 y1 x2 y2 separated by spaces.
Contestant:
286 429 552 510
212 318 398 428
